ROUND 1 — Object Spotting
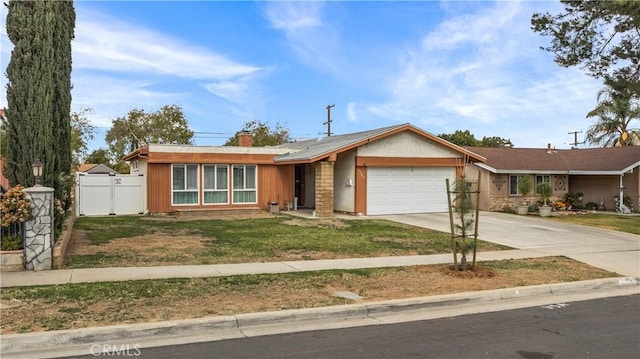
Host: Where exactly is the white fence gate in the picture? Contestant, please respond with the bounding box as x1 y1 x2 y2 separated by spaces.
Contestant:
75 173 145 216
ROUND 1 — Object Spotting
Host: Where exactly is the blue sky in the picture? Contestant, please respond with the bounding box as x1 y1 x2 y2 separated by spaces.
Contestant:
1 1 605 152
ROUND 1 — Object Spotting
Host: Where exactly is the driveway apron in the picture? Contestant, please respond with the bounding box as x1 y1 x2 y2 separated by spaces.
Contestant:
380 212 640 278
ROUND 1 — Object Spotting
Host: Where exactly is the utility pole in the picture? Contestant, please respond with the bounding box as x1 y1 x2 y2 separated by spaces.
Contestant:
567 131 584 148
324 104 335 137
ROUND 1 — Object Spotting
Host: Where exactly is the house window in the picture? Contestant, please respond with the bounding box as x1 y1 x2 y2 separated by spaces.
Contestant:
172 164 199 205
232 164 257 203
535 175 551 194
509 175 524 195
203 165 228 204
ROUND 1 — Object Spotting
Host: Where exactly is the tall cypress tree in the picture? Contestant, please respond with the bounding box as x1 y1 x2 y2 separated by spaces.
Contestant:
5 0 75 207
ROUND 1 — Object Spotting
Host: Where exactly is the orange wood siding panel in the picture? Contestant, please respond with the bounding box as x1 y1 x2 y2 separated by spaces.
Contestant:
147 163 172 213
257 164 295 209
356 156 462 167
147 162 294 213
355 166 367 214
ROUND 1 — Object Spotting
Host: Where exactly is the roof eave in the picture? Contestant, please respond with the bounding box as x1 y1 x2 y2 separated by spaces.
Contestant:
123 147 148 161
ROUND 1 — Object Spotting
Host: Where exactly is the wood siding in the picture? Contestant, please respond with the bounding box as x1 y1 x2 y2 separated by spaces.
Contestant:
354 166 367 214
146 163 294 213
147 163 172 213
257 164 295 210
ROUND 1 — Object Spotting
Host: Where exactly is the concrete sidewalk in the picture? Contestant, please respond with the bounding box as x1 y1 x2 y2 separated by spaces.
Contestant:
0 249 549 288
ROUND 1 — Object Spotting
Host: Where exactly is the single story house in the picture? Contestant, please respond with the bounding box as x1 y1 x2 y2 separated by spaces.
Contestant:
465 145 640 212
123 123 485 217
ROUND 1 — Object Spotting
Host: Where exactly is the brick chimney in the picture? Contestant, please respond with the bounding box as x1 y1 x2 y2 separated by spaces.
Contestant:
239 130 253 147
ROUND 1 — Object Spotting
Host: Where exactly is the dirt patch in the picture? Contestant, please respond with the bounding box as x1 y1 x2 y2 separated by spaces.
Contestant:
68 230 208 255
0 257 617 334
282 217 350 228
66 229 210 266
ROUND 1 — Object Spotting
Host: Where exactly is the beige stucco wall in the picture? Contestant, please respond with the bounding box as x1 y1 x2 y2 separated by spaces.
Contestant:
468 167 569 211
357 131 461 158
464 165 491 211
129 158 148 175
334 150 356 212
569 168 639 212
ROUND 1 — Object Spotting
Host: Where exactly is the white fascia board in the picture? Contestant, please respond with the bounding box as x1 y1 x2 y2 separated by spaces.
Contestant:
493 170 567 175
148 144 292 155
621 162 640 174
568 170 623 175
474 163 497 173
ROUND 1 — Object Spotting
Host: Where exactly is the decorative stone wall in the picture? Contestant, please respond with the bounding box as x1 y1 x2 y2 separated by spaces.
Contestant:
489 195 559 212
23 186 54 271
315 161 335 217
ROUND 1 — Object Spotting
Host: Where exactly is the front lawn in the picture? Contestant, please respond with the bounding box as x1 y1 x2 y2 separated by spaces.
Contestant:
0 257 617 334
65 215 509 268
550 213 640 235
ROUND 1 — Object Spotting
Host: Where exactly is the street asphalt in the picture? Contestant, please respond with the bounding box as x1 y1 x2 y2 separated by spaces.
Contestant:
0 211 638 358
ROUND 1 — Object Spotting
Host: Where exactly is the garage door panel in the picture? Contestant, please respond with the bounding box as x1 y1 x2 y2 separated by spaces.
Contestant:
367 167 454 215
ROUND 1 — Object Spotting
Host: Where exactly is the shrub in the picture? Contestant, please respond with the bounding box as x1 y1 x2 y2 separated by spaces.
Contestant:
537 182 553 206
502 205 515 213
585 202 597 210
1 185 32 251
1 185 33 226
1 235 21 251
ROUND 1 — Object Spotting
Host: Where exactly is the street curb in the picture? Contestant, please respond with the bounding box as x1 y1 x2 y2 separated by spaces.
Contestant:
1 277 638 356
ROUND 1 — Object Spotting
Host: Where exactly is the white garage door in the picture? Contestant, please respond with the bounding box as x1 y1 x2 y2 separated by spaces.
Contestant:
367 167 455 215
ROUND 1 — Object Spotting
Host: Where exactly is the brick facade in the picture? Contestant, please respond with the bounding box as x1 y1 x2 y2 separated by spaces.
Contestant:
314 161 334 217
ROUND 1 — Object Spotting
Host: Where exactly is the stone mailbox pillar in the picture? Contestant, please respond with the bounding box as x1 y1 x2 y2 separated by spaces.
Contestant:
23 186 55 271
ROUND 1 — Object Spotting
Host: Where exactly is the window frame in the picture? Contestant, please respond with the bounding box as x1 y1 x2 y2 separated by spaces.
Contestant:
232 164 258 204
535 175 551 194
171 164 199 206
203 164 229 205
509 175 524 196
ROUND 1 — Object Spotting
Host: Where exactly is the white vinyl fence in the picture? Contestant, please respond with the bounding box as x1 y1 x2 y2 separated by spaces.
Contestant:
75 173 145 216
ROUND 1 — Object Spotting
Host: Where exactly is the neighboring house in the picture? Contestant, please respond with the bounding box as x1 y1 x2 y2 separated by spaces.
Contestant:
465 145 640 212
123 123 485 217
76 163 119 175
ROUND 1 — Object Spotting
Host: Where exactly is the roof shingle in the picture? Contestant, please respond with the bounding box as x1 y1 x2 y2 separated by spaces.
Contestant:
469 146 640 174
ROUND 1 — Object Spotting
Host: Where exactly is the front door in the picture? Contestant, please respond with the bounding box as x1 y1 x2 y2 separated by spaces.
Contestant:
295 164 306 207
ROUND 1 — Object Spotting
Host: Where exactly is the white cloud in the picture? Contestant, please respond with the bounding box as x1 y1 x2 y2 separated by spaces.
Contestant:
205 74 267 119
263 1 344 74
71 73 188 127
74 11 261 80
349 1 602 148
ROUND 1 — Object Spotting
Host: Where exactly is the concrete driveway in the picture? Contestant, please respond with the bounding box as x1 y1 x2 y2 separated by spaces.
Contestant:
380 212 640 278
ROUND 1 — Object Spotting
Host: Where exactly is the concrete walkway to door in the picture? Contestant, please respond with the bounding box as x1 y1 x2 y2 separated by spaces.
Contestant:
380 211 640 278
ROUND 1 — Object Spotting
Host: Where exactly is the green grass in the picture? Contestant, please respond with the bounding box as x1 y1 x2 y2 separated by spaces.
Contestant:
73 216 154 244
2 270 370 304
549 213 640 235
67 215 510 268
1 257 618 333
